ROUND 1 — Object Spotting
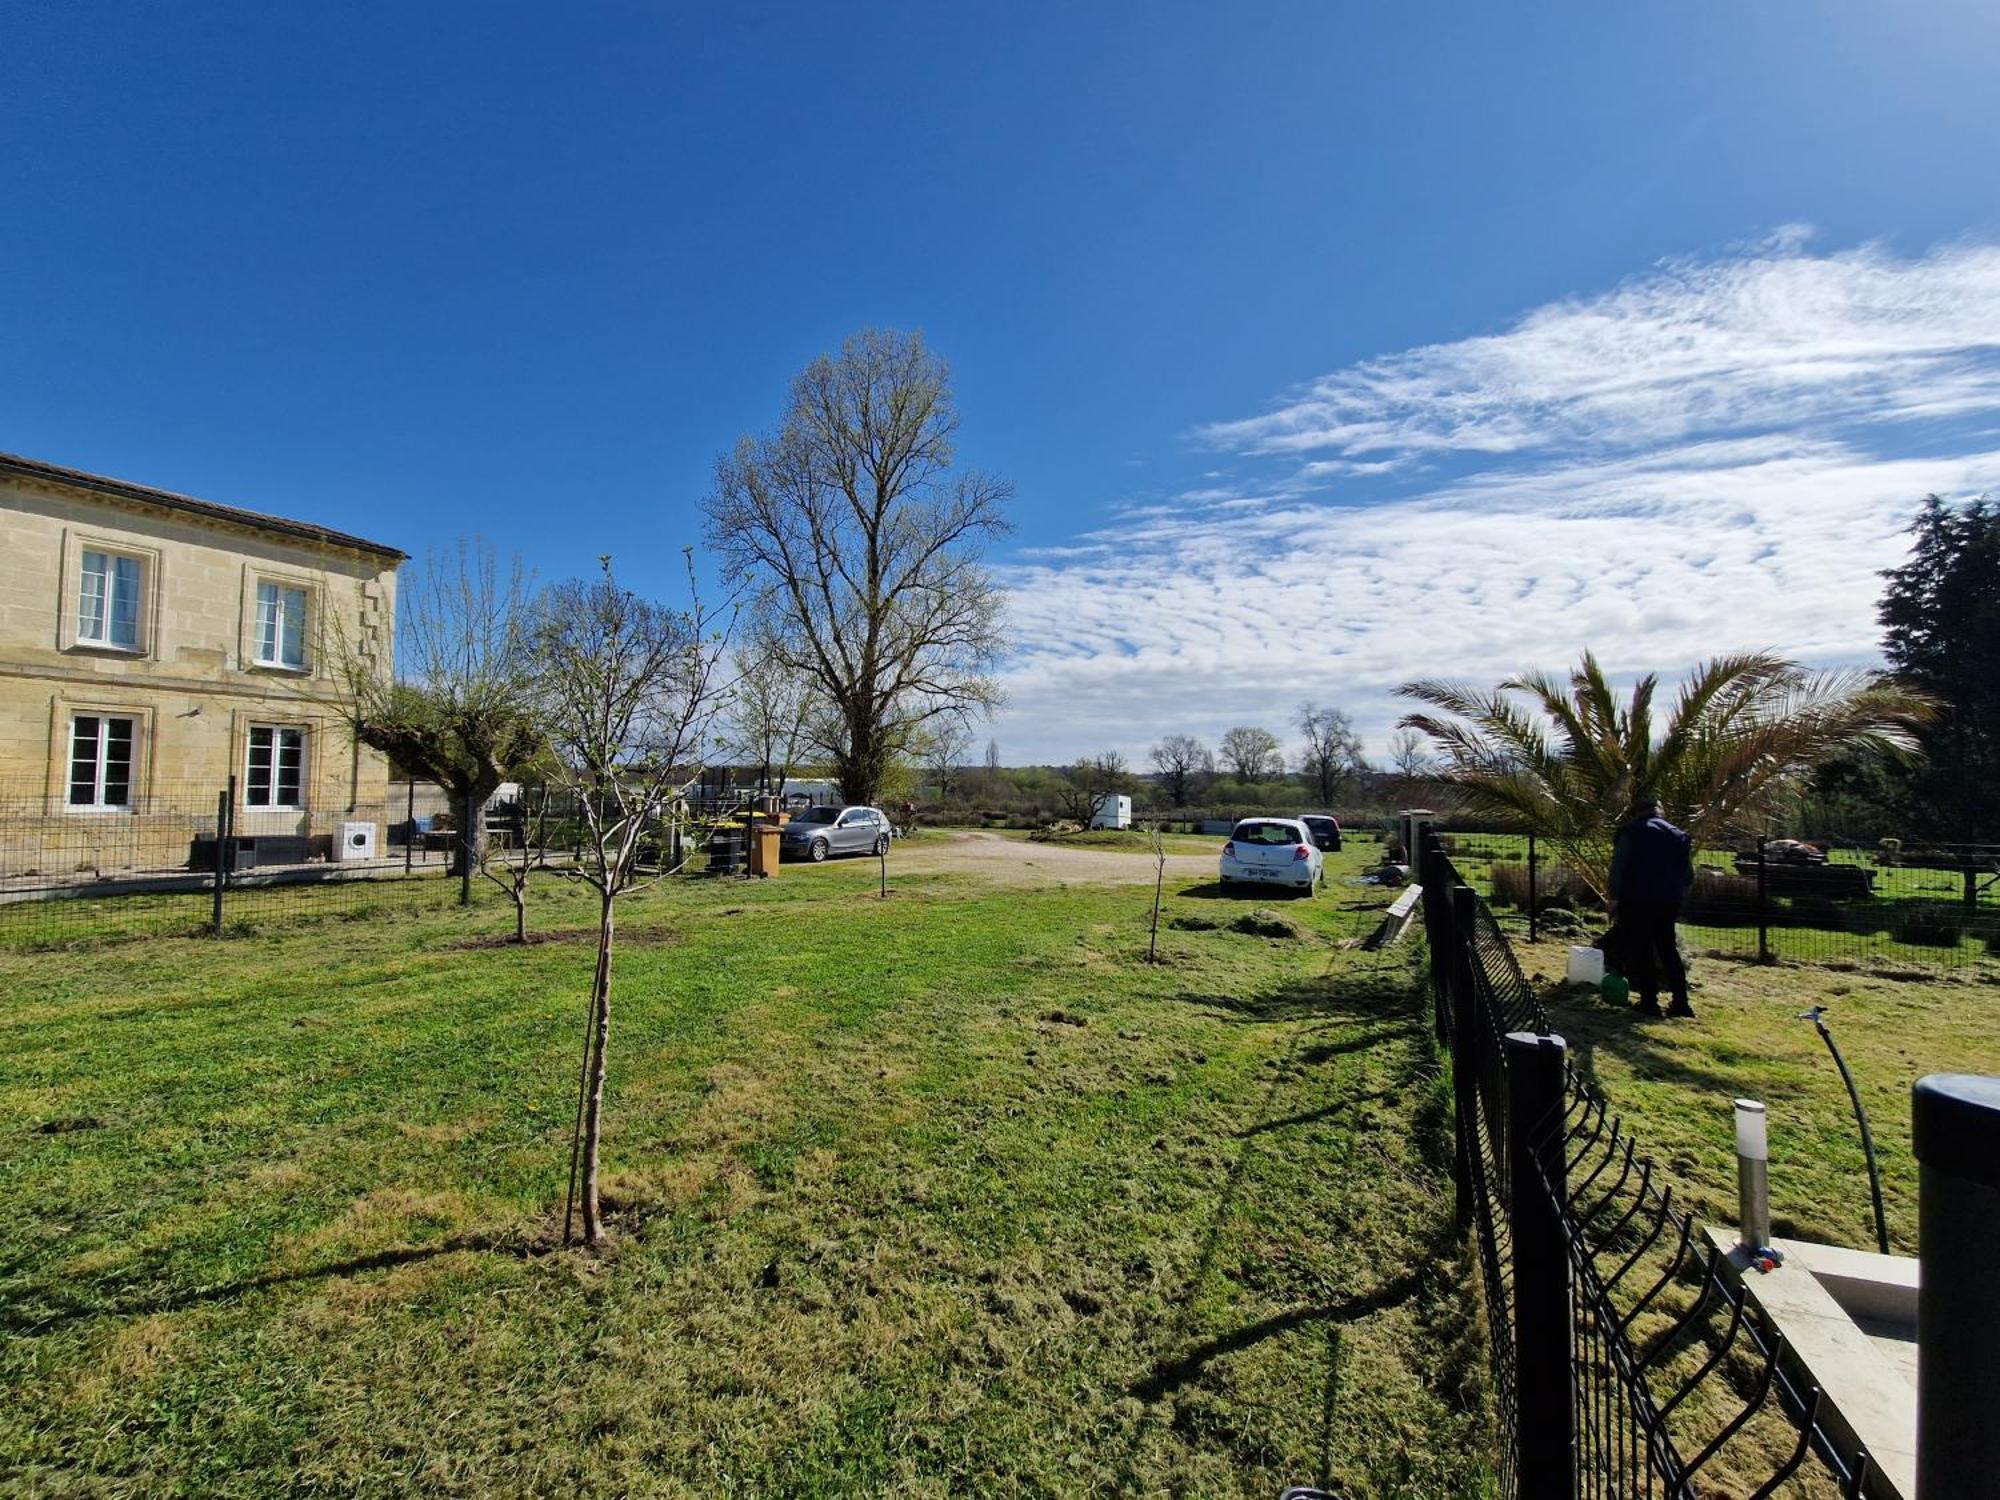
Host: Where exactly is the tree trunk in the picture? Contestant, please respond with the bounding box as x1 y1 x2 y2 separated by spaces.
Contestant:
579 891 616 1244
514 888 527 944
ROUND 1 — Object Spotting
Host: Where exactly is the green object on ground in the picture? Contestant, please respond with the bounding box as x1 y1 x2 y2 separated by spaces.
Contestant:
1600 969 1631 1005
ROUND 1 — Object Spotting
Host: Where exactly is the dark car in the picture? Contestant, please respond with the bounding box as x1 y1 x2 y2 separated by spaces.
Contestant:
779 805 892 862
1300 814 1343 853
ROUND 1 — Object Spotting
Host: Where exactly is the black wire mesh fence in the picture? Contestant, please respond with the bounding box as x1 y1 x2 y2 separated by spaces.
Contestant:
1443 830 2000 975
1419 831 1881 1497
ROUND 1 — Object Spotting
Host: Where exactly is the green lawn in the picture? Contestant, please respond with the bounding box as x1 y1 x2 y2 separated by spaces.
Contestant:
1508 920 2000 1254
1 851 1491 1497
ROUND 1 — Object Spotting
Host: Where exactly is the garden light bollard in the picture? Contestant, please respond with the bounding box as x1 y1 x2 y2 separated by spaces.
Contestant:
1734 1098 1771 1254
1913 1073 2000 1500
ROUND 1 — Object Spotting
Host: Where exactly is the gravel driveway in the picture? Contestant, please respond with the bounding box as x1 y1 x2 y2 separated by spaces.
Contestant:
887 830 1217 887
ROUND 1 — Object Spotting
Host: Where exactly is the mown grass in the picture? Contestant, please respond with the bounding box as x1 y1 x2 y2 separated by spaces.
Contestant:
1508 921 2000 1253
1 851 1491 1497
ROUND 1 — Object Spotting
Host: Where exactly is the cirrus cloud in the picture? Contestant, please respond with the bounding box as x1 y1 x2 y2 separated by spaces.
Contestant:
990 234 2000 765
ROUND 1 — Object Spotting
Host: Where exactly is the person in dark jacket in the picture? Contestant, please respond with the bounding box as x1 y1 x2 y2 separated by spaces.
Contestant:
1607 797 1695 1018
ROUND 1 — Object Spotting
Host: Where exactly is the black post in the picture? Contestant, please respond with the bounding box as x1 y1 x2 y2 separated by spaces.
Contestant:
1505 1029 1574 1500
1527 831 1539 944
1914 1074 2000 1499
1755 834 1771 964
1449 884 1480 1235
211 783 230 937
404 778 414 875
460 789 475 907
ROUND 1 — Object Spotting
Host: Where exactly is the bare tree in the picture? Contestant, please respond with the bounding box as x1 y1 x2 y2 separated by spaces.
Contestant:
1146 820 1168 963
1219 725 1284 782
921 717 974 802
1148 734 1213 807
1386 728 1434 799
717 625 818 799
1056 750 1132 825
534 556 734 1247
334 539 543 900
704 328 1012 806
478 781 554 944
1297 703 1366 807
982 736 1003 796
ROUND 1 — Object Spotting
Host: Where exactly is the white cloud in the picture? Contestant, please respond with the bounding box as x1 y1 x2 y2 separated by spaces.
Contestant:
988 236 2000 765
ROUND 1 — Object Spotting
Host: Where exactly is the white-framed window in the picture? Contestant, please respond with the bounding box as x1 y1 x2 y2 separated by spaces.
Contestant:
245 725 305 809
254 580 309 669
78 549 144 649
68 714 137 809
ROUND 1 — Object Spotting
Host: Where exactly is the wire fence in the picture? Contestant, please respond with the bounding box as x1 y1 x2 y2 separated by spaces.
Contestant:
1420 832 1880 1498
0 775 823 948
1437 829 2000 975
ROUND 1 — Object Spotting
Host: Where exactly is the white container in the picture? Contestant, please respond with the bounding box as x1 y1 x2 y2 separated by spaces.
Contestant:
337 821 378 861
1088 794 1132 830
1566 945 1605 987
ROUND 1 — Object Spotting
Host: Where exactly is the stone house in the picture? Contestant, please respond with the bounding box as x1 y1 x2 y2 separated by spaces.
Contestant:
0 452 405 875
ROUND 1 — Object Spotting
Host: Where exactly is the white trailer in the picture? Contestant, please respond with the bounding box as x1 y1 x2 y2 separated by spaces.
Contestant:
1089 794 1133 830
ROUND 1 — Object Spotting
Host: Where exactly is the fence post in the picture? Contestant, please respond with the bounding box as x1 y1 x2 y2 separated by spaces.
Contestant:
1914 1074 2000 1499
1449 885 1481 1234
211 782 231 937
404 779 414 875
1527 831 1539 944
1755 834 1772 964
1505 1029 1574 1500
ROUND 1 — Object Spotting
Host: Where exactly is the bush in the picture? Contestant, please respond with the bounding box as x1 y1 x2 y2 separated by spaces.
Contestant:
1891 904 1965 948
1681 869 1760 923
1488 859 1595 910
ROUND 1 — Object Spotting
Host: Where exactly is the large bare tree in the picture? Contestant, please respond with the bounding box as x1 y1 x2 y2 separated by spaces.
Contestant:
1148 733 1213 806
334 539 543 898
1218 725 1284 782
534 556 734 1246
1297 703 1366 807
704 328 1011 806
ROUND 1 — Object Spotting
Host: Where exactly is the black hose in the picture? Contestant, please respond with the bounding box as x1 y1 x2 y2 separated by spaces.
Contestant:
1799 1006 1891 1255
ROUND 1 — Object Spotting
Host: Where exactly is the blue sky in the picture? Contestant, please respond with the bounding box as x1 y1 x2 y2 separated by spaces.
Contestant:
6 2 2000 762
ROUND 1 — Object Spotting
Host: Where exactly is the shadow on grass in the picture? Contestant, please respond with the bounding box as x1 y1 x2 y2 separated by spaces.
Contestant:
1177 881 1316 902
1 1228 553 1338
1131 1272 1422 1401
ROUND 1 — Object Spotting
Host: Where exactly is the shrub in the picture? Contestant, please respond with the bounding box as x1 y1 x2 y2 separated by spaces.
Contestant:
1488 859 1595 910
1681 869 1760 923
1891 904 1965 948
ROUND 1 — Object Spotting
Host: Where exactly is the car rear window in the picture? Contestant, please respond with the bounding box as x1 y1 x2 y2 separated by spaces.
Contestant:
1232 821 1300 846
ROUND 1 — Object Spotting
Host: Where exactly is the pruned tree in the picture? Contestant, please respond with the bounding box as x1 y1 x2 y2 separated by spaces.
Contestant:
1297 703 1366 808
1397 651 1935 898
1149 734 1213 807
704 328 1011 807
535 555 734 1247
334 539 543 902
479 780 554 944
1219 725 1284 782
1146 819 1168 963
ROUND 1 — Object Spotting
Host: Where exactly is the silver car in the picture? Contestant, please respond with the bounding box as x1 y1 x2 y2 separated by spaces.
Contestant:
780 805 892 862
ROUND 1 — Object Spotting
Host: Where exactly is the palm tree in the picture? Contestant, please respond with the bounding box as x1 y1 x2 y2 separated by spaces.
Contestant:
1396 652 1933 897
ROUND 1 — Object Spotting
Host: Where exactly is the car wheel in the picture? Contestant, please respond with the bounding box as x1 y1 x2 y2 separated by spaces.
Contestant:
873 834 890 856
809 838 829 863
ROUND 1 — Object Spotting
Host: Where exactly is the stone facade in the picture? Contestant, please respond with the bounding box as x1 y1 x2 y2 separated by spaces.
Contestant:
0 457 404 872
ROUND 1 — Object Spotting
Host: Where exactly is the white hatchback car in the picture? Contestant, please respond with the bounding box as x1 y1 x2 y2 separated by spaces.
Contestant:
1219 817 1323 894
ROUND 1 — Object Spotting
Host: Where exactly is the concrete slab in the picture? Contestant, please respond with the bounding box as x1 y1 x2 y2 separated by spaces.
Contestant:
1705 1227 1914 1500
